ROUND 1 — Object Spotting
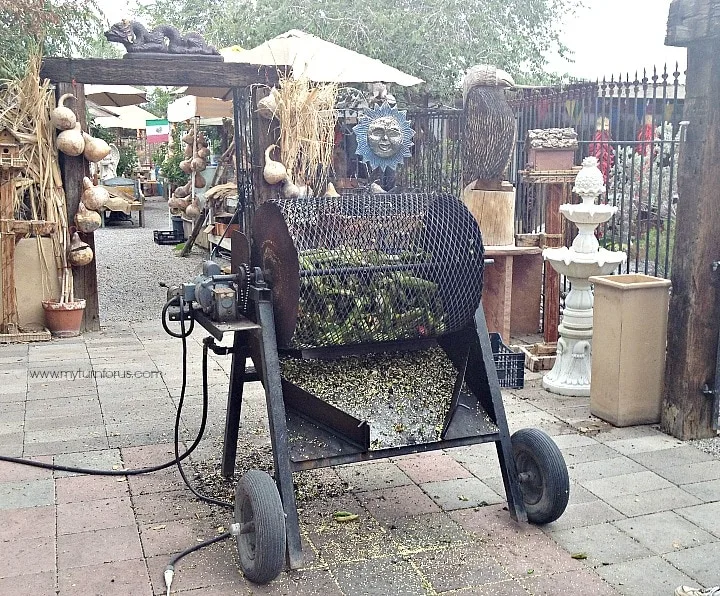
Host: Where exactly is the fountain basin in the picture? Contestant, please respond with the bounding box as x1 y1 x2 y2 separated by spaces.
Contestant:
543 246 627 279
559 203 617 225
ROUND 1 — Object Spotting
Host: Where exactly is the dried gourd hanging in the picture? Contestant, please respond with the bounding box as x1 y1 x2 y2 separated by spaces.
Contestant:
81 177 109 211
56 123 85 156
185 197 201 220
50 93 77 130
68 232 94 267
74 203 102 234
82 133 111 162
263 145 287 184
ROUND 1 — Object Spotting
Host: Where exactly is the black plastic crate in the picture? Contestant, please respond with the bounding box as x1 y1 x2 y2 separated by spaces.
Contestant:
153 230 184 245
490 332 525 389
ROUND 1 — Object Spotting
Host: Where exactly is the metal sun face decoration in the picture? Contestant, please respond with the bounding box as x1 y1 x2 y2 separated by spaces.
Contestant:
353 102 415 171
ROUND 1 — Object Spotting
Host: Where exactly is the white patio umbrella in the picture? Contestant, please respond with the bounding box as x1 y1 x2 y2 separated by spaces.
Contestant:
231 30 423 86
86 100 120 118
85 84 147 107
94 105 159 130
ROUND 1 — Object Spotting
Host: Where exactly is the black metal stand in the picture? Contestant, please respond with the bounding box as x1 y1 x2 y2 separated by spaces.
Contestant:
196 285 531 571
193 296 304 570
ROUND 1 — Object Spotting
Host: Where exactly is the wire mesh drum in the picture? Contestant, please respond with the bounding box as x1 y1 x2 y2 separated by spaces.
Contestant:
252 193 485 349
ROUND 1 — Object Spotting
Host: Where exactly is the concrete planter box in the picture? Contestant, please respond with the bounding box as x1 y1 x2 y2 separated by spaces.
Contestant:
589 274 671 426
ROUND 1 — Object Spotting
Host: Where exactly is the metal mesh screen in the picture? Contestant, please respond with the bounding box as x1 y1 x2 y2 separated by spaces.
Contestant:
255 193 484 349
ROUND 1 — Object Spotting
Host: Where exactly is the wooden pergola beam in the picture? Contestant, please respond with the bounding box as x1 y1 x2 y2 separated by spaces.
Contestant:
40 57 279 87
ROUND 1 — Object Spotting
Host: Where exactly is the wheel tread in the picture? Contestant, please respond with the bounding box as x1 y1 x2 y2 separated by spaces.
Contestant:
511 428 569 524
235 470 286 584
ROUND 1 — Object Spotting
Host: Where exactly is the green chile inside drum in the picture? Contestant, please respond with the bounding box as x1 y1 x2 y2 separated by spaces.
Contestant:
251 193 485 349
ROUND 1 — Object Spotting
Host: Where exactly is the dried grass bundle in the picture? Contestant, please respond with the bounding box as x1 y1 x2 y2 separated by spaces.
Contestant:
0 53 71 301
273 76 337 189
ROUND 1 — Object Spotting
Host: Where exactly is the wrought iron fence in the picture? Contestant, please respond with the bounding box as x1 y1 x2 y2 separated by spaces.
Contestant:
396 108 463 198
509 65 685 278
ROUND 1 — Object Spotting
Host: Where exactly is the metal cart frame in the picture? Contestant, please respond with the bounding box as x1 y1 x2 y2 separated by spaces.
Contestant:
195 271 534 571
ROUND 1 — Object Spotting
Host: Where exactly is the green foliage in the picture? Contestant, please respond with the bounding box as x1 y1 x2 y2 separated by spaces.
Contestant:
138 0 580 100
117 144 139 178
0 0 107 79
607 123 680 277
152 144 168 167
143 87 177 120
159 127 187 185
88 119 115 143
160 151 186 185
634 219 675 278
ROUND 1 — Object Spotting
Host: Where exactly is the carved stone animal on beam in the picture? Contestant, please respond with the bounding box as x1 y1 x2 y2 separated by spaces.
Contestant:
461 65 516 187
105 20 220 56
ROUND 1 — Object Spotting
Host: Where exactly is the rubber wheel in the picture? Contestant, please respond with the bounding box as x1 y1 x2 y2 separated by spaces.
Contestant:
511 428 569 524
235 470 286 584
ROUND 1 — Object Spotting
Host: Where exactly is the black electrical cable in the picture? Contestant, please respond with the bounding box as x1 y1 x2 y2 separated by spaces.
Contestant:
2 292 238 593
0 297 200 476
164 531 233 594
162 294 195 338
172 297 233 510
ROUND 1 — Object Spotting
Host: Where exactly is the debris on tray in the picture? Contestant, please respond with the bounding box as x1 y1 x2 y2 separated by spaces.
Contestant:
281 347 458 449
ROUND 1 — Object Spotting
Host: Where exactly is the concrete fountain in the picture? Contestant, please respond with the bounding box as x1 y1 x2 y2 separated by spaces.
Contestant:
542 157 627 396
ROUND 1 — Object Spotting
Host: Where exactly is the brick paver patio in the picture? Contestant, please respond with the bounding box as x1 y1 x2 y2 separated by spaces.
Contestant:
1 321 719 595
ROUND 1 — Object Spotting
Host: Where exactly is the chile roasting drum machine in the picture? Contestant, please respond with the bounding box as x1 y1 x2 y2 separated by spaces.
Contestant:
1 191 569 591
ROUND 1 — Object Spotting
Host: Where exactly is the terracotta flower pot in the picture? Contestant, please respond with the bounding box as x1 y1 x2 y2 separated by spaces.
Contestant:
42 299 86 338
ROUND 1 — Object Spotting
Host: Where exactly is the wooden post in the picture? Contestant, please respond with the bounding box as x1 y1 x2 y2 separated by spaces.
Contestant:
662 0 720 438
57 83 100 332
250 87 278 209
0 174 18 334
462 180 516 246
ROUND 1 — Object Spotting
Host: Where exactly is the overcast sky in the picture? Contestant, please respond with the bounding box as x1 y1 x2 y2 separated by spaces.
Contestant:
98 0 687 81
546 0 687 80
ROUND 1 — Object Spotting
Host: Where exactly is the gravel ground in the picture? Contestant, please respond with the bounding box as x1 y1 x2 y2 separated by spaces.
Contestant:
94 195 212 323
691 436 720 457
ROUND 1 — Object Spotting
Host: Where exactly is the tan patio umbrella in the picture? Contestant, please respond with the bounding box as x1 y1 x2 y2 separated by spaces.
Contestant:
182 32 423 100
232 30 424 86
85 84 147 107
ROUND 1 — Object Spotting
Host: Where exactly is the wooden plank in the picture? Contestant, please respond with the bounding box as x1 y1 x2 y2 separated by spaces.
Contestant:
510 252 543 335
661 34 720 439
57 82 100 332
543 183 567 343
0 220 56 235
484 246 542 256
482 254 512 341
41 57 278 88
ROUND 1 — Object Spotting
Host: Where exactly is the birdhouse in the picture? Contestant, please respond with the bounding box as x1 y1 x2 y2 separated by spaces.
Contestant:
526 127 578 171
0 128 25 170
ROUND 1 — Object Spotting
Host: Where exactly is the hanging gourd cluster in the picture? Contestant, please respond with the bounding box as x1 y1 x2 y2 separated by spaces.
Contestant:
167 129 209 220
53 93 111 164
51 93 114 269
